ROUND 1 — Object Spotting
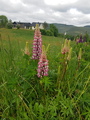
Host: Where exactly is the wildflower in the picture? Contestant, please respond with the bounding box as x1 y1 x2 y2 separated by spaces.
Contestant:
67 47 72 61
37 45 49 78
76 37 79 44
32 24 42 59
76 34 84 43
61 46 69 54
78 48 82 60
79 34 83 43
24 42 30 55
61 39 70 54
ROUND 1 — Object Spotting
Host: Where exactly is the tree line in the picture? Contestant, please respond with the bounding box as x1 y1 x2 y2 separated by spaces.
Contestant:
0 15 13 29
0 15 90 41
41 22 59 37
0 15 59 37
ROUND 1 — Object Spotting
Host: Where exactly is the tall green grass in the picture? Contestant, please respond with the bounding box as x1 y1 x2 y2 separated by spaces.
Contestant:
0 28 90 120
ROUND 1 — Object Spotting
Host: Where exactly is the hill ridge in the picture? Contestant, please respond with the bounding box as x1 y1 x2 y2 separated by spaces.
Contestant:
51 23 90 35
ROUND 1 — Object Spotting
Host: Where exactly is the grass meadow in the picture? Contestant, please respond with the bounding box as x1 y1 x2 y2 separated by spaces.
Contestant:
0 28 90 120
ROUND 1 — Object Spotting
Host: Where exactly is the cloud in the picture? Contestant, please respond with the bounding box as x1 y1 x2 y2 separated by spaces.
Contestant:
45 0 90 14
0 0 90 26
74 0 90 14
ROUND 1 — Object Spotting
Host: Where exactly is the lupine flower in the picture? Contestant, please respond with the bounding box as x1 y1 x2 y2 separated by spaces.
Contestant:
78 48 82 60
67 47 72 61
79 34 83 43
24 42 30 55
76 34 84 43
32 24 42 59
76 37 79 44
37 45 49 78
61 39 70 54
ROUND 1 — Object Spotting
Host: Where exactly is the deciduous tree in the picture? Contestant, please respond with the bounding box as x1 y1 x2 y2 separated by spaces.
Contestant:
43 21 48 29
50 24 58 37
0 15 8 28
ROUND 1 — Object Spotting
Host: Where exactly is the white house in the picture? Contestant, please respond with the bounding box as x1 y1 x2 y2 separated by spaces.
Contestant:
32 22 44 30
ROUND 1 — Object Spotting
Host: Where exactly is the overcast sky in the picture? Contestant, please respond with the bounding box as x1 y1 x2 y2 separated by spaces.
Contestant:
0 0 90 26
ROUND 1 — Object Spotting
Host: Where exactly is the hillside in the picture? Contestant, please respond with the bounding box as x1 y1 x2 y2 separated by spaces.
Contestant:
52 23 90 35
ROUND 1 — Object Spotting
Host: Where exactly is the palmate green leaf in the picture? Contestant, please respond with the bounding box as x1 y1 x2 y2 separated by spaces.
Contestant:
48 104 57 116
58 95 74 117
40 77 52 90
33 103 44 119
39 103 44 116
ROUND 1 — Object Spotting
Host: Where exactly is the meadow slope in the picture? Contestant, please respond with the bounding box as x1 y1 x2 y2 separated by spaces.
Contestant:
0 28 90 120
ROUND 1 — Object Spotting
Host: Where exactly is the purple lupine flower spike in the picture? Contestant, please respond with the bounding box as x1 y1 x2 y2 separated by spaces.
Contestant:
37 46 49 78
32 24 42 59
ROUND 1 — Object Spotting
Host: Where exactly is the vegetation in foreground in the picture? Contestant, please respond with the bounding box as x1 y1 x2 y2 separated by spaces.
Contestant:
0 28 90 120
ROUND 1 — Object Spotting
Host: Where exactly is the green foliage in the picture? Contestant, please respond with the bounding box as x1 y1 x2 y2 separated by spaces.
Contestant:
0 29 90 120
7 20 13 29
40 29 54 36
46 30 53 36
16 24 20 29
40 29 46 35
58 33 65 38
50 24 59 37
64 34 75 40
43 21 48 29
41 24 59 37
84 31 90 42
0 15 8 28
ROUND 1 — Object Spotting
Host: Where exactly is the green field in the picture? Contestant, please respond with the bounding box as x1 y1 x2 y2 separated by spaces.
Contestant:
0 28 90 120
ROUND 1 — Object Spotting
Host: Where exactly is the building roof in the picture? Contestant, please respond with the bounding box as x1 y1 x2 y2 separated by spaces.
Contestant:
13 22 31 27
13 22 43 27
